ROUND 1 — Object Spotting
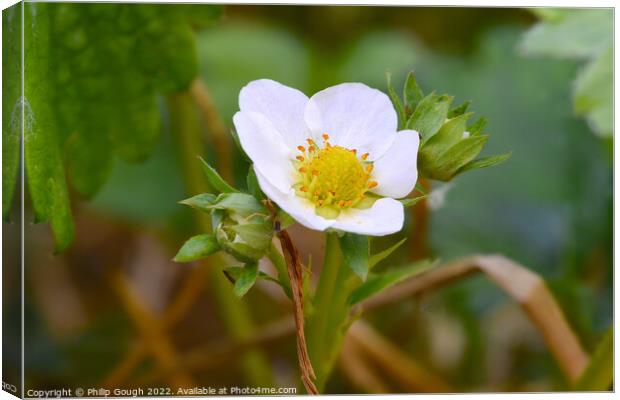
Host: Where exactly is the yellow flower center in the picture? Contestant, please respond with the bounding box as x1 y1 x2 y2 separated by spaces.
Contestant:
293 134 377 218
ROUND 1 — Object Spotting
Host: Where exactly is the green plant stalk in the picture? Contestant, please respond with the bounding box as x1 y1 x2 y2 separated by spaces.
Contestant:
167 91 273 386
308 232 357 391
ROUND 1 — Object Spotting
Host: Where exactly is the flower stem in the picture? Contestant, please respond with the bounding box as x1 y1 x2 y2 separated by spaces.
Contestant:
307 232 356 391
167 91 273 386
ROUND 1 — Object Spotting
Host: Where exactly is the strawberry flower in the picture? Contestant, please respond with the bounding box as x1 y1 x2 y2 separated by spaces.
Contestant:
233 79 419 236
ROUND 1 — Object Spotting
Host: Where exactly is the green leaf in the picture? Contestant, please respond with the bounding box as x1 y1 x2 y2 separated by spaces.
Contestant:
173 234 220 262
574 327 613 390
24 4 75 251
403 71 424 115
246 165 264 200
232 262 259 298
179 193 217 212
369 238 407 269
386 72 406 130
348 259 436 305
9 3 221 250
407 92 453 142
399 195 428 208
520 9 612 59
199 156 238 193
2 4 21 221
339 233 370 281
573 46 612 137
458 152 512 174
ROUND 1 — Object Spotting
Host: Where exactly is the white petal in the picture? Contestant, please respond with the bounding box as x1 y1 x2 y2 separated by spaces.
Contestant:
239 79 310 150
304 83 397 160
233 111 294 193
371 130 420 199
254 169 334 232
331 198 404 236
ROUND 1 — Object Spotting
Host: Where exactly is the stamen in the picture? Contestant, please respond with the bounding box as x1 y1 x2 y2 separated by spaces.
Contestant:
309 146 315 152
366 164 374 173
306 138 315 146
299 167 307 173
368 181 378 189
351 149 357 155
297 145 306 152
361 153 369 160
322 133 330 141
296 155 305 162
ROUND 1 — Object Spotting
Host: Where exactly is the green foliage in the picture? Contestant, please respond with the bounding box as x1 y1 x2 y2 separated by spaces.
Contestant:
200 156 239 193
520 9 612 137
575 327 613 391
347 259 435 305
173 233 220 262
226 263 260 298
3 3 221 250
369 237 407 269
339 233 370 281
388 71 509 182
2 5 21 221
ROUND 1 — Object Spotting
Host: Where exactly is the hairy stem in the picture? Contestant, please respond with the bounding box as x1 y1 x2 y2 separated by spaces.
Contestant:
307 232 356 391
167 91 273 386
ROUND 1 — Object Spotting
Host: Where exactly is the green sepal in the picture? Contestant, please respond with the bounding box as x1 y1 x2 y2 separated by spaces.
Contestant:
399 195 428 208
246 165 264 200
215 226 265 263
457 152 512 174
206 192 267 218
369 237 407 269
227 262 259 298
230 221 273 251
339 233 370 281
199 156 238 193
406 92 453 142
403 71 424 116
448 100 471 118
347 259 436 305
179 193 217 213
467 117 487 136
173 233 220 262
386 71 406 130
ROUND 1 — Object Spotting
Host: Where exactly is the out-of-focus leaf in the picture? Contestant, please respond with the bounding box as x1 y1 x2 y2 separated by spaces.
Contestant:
224 266 280 286
13 3 221 249
520 8 612 138
231 262 259 298
199 156 239 193
24 4 74 252
519 9 612 59
339 233 370 281
348 259 435 305
173 233 220 262
574 47 613 138
369 238 407 269
575 327 613 391
2 4 21 221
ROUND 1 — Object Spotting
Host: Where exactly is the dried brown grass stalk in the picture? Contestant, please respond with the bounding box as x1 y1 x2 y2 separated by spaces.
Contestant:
339 335 391 393
277 229 318 394
348 320 452 393
189 79 233 182
109 269 194 389
361 254 590 382
102 265 209 388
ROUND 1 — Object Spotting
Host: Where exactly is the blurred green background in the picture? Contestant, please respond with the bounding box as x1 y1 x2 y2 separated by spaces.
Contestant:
3 4 612 394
